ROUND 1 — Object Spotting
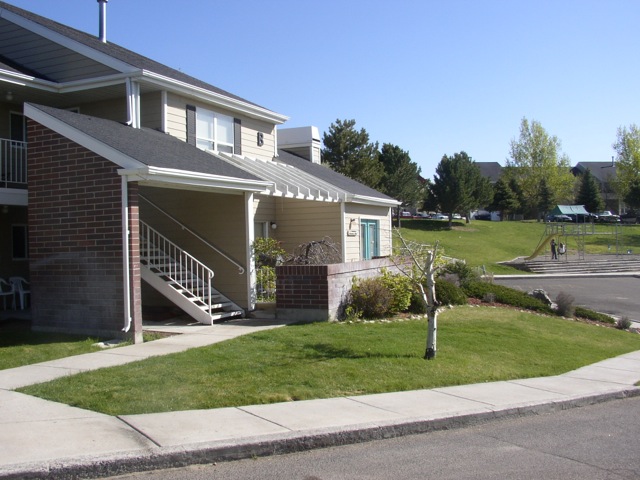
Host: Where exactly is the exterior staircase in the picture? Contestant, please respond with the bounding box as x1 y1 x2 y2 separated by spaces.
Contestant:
522 255 640 275
140 221 244 324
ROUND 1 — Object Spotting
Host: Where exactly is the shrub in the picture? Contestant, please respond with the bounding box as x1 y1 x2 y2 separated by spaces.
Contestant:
348 277 394 319
438 260 481 287
616 317 632 330
379 269 413 314
555 291 575 317
463 282 553 314
435 278 468 306
407 289 427 314
574 306 616 324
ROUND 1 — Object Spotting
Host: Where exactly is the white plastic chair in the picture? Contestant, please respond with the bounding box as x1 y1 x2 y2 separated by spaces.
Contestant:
0 278 13 310
9 277 30 310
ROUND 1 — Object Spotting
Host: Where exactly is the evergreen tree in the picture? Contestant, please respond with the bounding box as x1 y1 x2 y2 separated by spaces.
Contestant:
379 143 423 225
429 152 493 227
575 168 604 213
490 177 520 220
321 119 384 189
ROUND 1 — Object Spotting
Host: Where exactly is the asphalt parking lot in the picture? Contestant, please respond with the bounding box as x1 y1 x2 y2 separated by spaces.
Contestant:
494 276 640 323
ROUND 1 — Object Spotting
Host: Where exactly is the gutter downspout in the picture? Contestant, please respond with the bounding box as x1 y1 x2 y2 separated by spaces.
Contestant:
121 174 132 333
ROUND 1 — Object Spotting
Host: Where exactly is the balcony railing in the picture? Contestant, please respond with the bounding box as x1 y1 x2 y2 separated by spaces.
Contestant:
1 139 27 188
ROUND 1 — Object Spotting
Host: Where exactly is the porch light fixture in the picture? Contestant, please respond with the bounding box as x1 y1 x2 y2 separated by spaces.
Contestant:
5 91 13 102
270 222 277 230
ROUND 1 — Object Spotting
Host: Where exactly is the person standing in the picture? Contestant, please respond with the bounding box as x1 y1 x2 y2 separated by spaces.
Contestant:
550 239 557 260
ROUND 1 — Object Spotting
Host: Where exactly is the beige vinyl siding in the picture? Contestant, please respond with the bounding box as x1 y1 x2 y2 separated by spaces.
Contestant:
272 198 342 257
165 93 187 142
139 186 250 308
77 97 127 123
344 204 393 262
140 91 163 130
241 117 276 160
164 92 275 157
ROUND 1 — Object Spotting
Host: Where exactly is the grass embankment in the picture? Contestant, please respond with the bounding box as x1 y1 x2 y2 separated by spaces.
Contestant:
397 219 640 274
18 307 640 416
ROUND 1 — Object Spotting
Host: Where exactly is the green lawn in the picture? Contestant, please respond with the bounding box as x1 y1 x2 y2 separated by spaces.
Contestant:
0 320 104 370
18 307 640 416
397 219 640 274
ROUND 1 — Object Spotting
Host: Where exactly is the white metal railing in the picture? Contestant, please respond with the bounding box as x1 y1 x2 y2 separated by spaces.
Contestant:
139 194 245 274
140 220 215 319
0 139 27 187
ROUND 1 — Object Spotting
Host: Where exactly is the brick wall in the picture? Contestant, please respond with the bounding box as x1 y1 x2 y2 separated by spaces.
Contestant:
27 120 142 340
276 258 399 322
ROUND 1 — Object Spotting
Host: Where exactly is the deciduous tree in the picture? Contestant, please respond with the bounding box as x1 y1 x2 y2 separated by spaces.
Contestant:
506 118 574 218
612 124 640 204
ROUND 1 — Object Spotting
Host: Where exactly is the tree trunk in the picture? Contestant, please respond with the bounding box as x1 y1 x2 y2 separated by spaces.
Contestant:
423 250 437 359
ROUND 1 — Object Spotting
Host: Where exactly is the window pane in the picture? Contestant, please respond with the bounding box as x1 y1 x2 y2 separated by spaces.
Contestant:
216 114 234 145
196 109 214 141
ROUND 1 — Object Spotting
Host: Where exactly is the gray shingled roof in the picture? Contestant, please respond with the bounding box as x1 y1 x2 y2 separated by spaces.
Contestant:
276 149 396 201
0 1 268 110
475 162 503 183
572 161 617 184
27 103 261 181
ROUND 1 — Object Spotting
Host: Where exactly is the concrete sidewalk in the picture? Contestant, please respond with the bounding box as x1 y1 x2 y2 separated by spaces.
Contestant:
1 319 639 479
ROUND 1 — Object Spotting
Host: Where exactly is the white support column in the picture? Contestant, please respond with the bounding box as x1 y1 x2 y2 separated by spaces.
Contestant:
245 192 256 311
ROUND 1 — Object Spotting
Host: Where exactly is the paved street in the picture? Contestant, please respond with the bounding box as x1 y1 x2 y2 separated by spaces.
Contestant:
109 396 640 480
495 276 640 323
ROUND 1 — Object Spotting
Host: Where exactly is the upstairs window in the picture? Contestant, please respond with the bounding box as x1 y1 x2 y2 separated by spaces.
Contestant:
196 108 234 153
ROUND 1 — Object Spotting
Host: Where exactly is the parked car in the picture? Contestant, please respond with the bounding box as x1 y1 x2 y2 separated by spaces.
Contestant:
400 211 412 218
474 211 492 221
452 213 462 220
433 213 448 220
620 211 639 224
547 214 573 222
596 211 621 223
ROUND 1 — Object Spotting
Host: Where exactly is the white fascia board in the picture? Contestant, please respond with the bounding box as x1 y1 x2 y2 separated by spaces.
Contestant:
140 71 289 125
0 8 137 73
119 167 272 193
24 103 143 170
0 69 133 93
348 194 401 207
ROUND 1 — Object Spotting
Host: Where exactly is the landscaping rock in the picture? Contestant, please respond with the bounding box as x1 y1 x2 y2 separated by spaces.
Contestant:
528 289 553 306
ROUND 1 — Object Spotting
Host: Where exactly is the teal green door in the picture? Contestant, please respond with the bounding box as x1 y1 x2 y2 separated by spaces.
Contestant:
360 219 379 260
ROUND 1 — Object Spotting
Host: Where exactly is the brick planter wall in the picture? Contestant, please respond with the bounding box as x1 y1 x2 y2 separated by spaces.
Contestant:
276 257 399 322
27 121 142 341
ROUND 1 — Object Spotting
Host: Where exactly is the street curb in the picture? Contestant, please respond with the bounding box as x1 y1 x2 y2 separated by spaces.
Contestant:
3 387 639 480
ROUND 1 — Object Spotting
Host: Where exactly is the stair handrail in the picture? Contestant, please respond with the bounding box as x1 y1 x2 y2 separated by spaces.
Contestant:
140 220 215 322
139 194 245 274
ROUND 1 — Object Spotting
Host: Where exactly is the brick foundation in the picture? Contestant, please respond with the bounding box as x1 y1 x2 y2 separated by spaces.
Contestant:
276 258 399 322
27 121 142 341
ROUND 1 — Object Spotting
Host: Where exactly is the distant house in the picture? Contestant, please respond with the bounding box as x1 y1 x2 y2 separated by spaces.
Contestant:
570 162 619 213
475 162 503 185
0 1 398 342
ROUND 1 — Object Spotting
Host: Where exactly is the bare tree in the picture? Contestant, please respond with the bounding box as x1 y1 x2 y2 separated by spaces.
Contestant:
393 229 447 360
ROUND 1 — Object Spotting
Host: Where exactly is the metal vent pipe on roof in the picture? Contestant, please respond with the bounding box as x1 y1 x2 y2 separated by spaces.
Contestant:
98 0 108 43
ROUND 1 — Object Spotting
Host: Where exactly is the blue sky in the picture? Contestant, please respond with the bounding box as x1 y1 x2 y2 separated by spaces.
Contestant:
7 0 639 179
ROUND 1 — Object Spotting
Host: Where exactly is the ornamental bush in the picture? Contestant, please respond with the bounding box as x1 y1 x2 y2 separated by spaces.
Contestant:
463 282 553 314
434 278 468 306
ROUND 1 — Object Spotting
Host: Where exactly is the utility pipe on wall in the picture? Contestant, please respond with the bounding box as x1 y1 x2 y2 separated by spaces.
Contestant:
121 174 132 334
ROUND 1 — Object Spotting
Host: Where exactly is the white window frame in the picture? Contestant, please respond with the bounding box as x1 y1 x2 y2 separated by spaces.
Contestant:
195 107 234 154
